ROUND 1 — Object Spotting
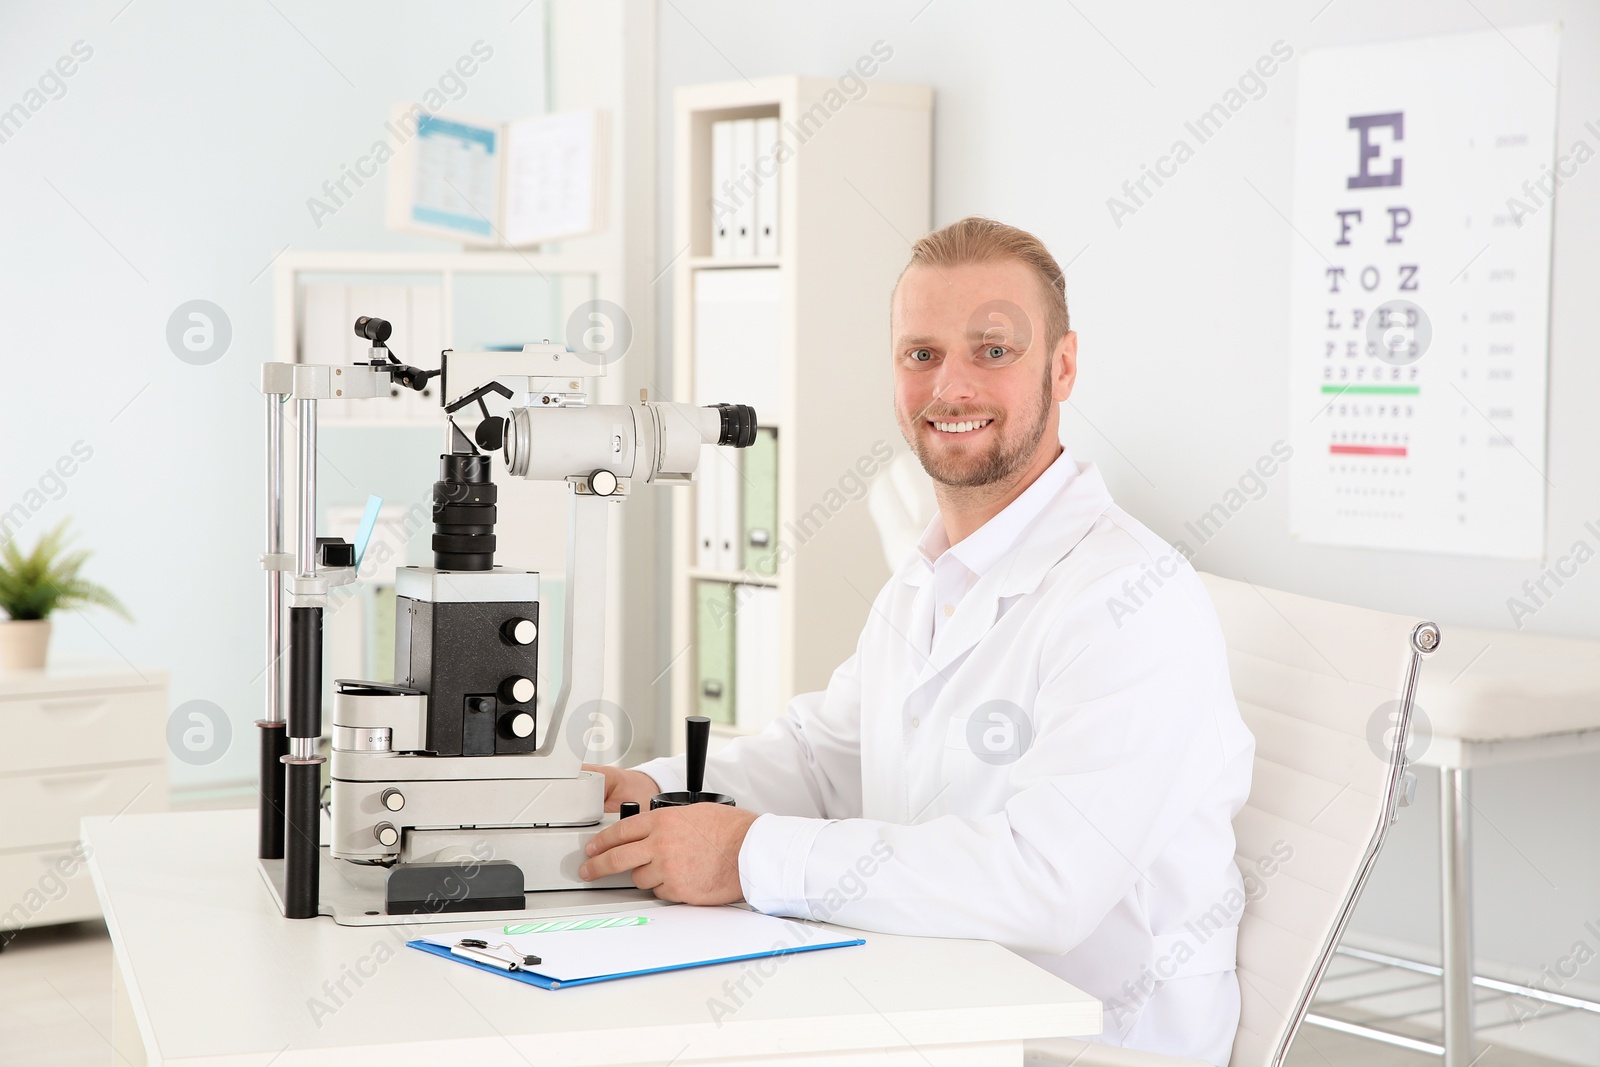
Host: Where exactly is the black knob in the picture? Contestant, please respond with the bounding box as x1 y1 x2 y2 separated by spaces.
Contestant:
619 801 640 819
354 316 392 345
475 416 505 451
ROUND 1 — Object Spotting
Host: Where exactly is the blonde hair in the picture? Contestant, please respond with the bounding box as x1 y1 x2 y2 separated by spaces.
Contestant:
896 216 1070 346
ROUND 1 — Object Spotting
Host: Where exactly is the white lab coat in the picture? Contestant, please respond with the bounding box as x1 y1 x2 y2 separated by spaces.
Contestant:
636 451 1255 1065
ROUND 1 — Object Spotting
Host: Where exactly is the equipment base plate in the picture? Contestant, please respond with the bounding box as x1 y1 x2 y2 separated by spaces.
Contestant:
257 849 669 927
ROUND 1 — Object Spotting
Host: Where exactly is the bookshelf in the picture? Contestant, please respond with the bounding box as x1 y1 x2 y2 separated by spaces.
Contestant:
667 76 932 758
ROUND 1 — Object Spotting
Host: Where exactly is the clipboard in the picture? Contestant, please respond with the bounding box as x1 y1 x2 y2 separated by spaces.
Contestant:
408 904 866 990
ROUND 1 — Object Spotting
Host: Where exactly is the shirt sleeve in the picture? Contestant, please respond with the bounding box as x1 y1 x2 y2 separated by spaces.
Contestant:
631 642 865 822
734 566 1247 959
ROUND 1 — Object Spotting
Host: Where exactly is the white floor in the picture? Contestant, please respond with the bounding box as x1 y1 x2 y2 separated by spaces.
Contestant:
0 921 120 1067
0 918 1584 1067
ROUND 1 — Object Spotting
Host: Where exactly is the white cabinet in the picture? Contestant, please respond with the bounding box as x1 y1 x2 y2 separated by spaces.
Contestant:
669 76 932 755
0 665 168 936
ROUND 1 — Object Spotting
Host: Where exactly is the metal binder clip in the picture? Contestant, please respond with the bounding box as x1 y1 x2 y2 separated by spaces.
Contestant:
450 937 542 971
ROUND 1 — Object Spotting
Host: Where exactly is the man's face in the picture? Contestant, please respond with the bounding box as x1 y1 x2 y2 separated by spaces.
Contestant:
891 259 1076 488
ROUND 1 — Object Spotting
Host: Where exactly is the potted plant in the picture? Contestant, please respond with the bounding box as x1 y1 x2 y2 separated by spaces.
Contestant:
0 519 130 671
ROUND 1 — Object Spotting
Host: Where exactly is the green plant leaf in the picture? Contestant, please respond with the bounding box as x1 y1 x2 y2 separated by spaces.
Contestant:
0 519 131 622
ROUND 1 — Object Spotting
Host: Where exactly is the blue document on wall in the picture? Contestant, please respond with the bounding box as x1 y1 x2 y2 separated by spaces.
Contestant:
409 903 865 989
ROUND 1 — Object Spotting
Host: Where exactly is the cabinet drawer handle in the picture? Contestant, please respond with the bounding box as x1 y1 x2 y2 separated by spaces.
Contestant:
40 698 108 716
38 772 114 798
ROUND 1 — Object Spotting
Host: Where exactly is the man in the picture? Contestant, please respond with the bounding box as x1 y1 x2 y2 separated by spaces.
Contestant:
580 217 1255 1064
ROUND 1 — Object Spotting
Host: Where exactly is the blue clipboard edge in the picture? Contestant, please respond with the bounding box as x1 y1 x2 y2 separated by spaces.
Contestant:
407 933 866 989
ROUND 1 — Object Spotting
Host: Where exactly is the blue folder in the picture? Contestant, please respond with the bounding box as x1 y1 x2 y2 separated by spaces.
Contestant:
407 933 865 990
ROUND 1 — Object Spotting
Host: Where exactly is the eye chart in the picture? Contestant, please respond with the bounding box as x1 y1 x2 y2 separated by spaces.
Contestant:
1287 24 1560 559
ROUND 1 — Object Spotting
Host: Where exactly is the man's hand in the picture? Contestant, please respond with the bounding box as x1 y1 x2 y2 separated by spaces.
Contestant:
582 762 661 812
579 803 761 905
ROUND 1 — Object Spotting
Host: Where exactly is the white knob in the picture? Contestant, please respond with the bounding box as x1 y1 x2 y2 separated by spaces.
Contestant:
504 618 537 645
375 823 399 847
501 676 535 704
511 712 535 738
588 469 619 496
381 788 405 812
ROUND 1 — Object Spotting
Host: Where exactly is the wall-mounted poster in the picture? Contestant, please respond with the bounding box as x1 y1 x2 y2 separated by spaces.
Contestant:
1287 24 1560 559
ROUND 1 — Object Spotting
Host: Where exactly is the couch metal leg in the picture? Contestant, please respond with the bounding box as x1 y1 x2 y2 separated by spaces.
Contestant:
1440 766 1475 1067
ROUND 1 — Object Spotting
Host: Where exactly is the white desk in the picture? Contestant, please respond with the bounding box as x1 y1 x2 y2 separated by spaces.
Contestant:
85 809 1102 1065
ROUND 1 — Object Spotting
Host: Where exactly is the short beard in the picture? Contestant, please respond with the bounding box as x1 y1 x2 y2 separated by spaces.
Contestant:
902 360 1053 489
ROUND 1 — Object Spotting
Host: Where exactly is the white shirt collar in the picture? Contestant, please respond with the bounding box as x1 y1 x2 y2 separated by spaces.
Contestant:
913 443 1079 582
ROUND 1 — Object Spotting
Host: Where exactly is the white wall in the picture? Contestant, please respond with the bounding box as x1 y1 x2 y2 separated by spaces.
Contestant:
651 0 1600 995
0 1 550 791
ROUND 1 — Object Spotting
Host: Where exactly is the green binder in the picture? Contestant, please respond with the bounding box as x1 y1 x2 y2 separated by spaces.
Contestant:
694 580 736 724
742 427 778 577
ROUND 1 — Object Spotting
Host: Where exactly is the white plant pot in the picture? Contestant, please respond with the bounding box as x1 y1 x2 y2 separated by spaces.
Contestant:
0 619 51 671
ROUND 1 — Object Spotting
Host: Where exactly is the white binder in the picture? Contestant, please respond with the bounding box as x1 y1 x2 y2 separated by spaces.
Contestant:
692 268 782 426
734 584 781 734
754 116 780 258
731 118 757 258
695 443 721 570
713 446 741 572
711 120 735 258
694 445 742 573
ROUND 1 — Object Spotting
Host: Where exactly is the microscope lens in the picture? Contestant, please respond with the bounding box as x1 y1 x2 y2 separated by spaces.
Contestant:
433 453 498 571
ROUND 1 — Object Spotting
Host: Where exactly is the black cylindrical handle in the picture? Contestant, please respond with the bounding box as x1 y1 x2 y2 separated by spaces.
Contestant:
284 605 323 919
257 721 287 859
620 801 640 819
685 715 710 795
288 608 322 738
283 762 321 919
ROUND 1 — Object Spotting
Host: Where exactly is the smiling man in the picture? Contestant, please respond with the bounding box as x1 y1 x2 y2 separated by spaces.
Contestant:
581 216 1255 1065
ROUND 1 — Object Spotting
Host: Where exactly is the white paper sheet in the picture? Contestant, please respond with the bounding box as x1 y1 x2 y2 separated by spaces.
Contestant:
420 903 861 983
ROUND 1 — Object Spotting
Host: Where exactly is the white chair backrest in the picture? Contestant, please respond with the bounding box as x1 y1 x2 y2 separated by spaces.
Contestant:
1197 573 1437 1067
866 449 937 569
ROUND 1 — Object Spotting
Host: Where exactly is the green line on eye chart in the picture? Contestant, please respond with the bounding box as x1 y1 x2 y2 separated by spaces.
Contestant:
503 915 652 934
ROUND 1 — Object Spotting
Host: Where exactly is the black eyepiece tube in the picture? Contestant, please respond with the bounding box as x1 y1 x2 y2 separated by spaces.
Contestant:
713 403 758 447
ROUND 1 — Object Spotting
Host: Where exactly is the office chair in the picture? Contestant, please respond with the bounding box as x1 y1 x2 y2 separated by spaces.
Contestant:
1024 573 1438 1066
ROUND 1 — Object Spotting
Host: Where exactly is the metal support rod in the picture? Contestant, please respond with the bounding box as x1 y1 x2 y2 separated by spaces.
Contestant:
1440 767 1475 1066
296 399 317 577
257 393 287 859
1303 1014 1443 1057
543 490 612 767
283 397 323 920
265 393 284 707
1335 944 1600 1015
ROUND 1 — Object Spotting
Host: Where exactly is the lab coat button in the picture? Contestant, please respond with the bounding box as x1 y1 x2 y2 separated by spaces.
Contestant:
942 603 954 617
910 717 920 728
